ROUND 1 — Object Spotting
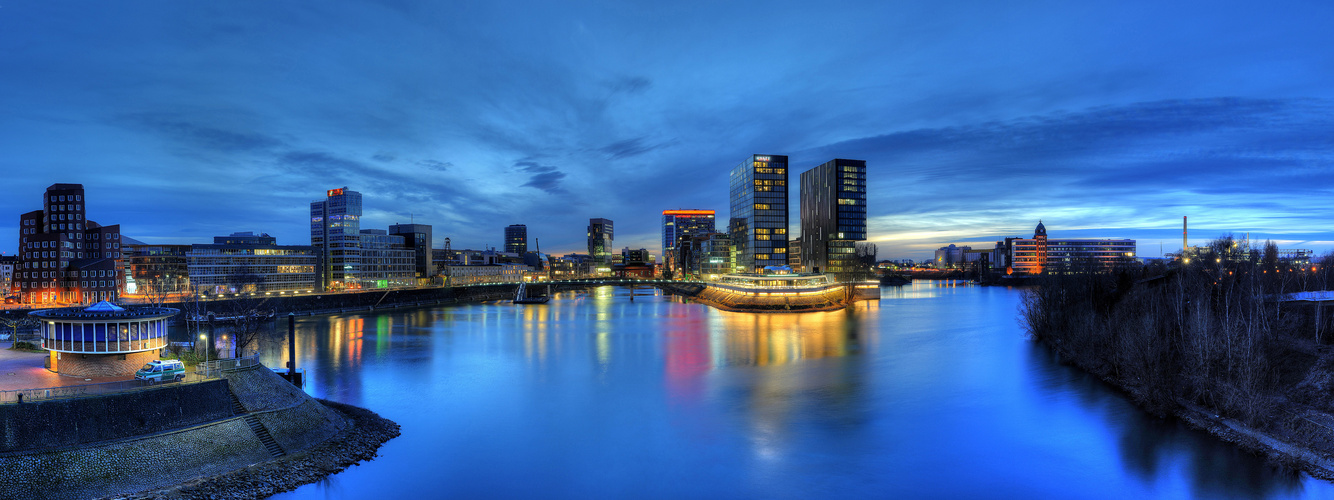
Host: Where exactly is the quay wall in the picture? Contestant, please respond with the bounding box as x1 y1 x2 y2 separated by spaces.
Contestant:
0 365 351 500
0 378 233 453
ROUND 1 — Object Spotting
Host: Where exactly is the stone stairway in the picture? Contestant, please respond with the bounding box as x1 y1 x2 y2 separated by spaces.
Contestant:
244 414 285 458
229 391 246 415
230 387 285 458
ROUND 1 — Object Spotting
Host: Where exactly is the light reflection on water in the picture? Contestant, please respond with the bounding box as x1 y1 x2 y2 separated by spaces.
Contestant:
253 282 1334 499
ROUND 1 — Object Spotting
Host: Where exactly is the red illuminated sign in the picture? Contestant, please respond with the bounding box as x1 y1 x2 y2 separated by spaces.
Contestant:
663 210 716 216
327 188 344 197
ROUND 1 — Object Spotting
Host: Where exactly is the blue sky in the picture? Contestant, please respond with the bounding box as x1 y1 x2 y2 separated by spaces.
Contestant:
2 1 1333 260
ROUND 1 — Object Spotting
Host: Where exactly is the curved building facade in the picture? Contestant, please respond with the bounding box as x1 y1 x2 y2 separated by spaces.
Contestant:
30 301 178 377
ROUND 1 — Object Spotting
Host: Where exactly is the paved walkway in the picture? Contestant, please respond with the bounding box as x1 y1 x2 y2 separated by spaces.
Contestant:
0 343 132 390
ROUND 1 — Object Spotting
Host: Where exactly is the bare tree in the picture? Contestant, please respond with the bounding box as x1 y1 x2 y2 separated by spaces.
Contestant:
218 265 275 358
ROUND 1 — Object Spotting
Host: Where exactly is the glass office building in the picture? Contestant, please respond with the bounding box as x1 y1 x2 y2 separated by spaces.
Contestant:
729 154 789 273
661 210 715 277
505 224 528 255
799 159 867 275
311 187 363 290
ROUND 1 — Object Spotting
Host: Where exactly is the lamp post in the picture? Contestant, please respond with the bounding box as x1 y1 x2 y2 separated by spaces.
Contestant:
199 333 209 364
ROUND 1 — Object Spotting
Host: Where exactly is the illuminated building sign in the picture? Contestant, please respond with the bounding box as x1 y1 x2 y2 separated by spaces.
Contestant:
327 188 344 197
755 156 770 162
662 210 716 216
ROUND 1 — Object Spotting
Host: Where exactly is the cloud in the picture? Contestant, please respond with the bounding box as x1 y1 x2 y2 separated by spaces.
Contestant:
122 114 283 153
279 151 375 174
416 159 452 171
515 160 567 193
372 151 397 162
609 76 652 94
598 137 671 160
801 97 1334 257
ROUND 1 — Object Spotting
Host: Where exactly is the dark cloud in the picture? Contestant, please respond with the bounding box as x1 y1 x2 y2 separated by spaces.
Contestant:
610 76 652 94
372 151 397 162
522 171 568 193
598 137 671 160
416 159 452 171
123 114 283 153
279 151 375 174
515 160 567 193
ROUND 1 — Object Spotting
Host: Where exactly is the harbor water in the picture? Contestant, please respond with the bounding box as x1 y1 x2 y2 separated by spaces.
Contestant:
253 282 1334 499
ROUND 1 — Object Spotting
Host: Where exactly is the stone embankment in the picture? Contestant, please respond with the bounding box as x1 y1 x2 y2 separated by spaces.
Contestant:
102 401 399 500
0 364 398 500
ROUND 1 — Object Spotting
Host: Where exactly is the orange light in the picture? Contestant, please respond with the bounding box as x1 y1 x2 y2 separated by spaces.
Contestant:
662 210 716 216
327 188 345 197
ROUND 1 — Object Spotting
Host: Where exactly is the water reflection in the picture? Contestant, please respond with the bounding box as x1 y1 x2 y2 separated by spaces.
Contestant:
1025 342 1306 498
260 282 1334 500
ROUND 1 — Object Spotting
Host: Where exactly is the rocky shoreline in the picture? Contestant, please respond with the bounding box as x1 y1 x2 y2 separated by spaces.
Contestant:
101 400 400 500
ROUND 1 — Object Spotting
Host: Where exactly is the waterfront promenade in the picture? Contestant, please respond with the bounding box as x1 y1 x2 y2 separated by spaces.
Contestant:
0 343 130 389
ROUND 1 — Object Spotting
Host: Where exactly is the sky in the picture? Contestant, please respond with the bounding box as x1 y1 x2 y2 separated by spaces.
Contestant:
2 1 1333 261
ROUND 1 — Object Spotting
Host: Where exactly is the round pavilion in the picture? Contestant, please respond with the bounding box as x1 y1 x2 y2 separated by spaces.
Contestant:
29 301 179 377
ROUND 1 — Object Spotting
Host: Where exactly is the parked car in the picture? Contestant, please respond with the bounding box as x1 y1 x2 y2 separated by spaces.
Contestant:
135 359 186 384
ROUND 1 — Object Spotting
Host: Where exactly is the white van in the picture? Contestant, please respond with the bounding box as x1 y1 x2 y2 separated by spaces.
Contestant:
135 359 186 384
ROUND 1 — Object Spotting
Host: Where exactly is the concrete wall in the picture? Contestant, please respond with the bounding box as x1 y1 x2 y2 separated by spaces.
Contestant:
54 349 159 377
0 365 350 500
0 415 270 500
0 378 232 453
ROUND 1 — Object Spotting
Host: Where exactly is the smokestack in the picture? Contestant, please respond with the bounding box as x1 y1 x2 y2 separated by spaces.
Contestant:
1183 216 1188 254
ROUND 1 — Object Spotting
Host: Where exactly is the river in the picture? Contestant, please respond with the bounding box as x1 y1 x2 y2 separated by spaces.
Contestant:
241 281 1334 499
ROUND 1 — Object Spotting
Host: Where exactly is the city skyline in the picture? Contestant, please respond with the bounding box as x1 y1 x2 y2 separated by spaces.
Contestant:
3 2 1334 260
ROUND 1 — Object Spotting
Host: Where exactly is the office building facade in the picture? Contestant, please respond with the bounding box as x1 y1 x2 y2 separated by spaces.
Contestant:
661 209 715 278
358 230 416 288
126 244 193 297
800 159 867 275
390 223 434 283
15 183 125 305
729 154 789 273
311 187 363 290
505 224 528 255
588 218 614 271
186 233 318 294
1005 222 1136 274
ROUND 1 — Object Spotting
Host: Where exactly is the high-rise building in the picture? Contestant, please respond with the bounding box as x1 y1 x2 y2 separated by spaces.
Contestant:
800 159 867 275
505 224 528 254
0 255 18 297
390 223 434 283
310 187 363 290
15 183 124 304
661 209 715 278
588 218 614 270
729 154 789 273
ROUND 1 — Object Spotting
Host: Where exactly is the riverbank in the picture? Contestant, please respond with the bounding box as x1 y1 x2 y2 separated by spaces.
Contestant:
1024 244 1334 482
1041 332 1334 481
103 400 400 500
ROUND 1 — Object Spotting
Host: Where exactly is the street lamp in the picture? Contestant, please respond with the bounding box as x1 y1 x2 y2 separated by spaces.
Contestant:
199 333 209 364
